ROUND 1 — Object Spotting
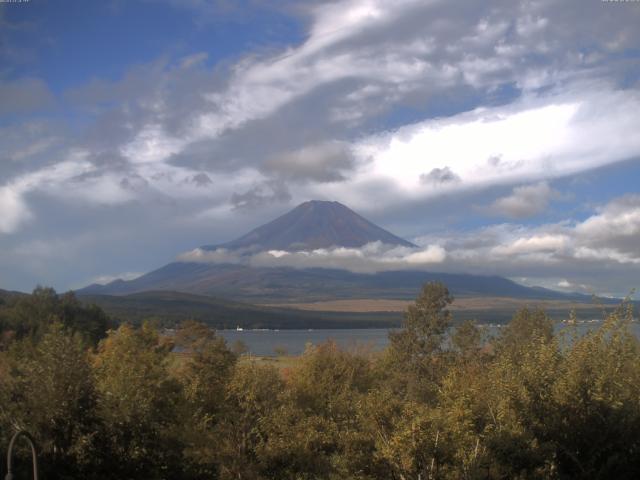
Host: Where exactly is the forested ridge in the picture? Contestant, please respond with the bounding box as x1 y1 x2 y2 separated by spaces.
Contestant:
1 284 639 479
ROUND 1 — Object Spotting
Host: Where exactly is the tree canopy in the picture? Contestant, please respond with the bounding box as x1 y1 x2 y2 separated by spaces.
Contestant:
1 283 639 479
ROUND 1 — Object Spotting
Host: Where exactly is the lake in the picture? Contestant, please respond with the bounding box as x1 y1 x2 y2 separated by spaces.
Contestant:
218 320 640 356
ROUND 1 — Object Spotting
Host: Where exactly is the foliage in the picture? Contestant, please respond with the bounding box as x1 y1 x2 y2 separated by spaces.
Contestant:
174 321 238 478
0 323 99 479
386 281 453 401
0 287 111 347
1 284 640 479
91 322 183 479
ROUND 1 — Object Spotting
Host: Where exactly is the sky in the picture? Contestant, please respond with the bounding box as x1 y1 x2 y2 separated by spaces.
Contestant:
1 0 640 297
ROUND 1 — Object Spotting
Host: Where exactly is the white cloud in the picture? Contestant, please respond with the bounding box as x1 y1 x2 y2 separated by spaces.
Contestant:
120 124 186 165
573 246 640 265
575 195 640 243
443 195 640 268
2 0 640 293
0 154 93 233
4 0 640 231
178 241 446 273
0 185 32 234
0 144 267 235
177 247 245 265
490 234 570 257
346 85 640 210
112 0 639 215
410 194 640 295
126 0 566 167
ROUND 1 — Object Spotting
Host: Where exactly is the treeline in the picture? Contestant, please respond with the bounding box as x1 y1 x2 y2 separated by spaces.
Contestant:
1 283 640 479
0 286 111 348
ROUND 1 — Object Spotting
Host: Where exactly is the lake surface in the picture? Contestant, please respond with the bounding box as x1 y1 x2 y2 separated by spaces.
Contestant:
219 328 392 356
218 320 640 356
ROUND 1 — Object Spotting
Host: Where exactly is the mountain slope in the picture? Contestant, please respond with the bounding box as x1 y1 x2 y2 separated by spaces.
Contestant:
78 263 594 303
78 200 593 304
204 200 416 251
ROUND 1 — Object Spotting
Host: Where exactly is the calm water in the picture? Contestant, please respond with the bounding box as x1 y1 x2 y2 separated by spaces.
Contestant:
218 321 640 356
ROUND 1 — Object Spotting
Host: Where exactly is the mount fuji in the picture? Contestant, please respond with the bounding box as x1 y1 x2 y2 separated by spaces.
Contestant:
78 200 587 304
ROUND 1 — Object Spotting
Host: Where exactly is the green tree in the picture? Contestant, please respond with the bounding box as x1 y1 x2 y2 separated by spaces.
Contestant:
58 291 111 345
387 281 453 401
0 323 99 479
2 287 110 345
5 286 60 340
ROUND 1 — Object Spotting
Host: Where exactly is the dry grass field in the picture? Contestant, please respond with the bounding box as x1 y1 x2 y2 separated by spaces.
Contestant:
262 297 611 313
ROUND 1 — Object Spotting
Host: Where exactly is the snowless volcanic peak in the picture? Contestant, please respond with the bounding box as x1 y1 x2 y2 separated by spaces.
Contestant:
204 200 416 252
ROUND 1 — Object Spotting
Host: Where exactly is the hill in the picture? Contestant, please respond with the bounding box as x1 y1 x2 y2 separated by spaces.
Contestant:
0 288 27 303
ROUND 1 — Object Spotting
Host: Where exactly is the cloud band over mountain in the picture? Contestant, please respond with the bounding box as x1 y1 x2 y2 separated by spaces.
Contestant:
178 242 447 274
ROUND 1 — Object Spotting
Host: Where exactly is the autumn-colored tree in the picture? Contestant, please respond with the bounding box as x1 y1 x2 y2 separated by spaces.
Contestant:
1 284 639 479
92 323 183 479
215 361 284 480
174 320 237 478
545 308 640 479
451 319 483 360
248 342 379 479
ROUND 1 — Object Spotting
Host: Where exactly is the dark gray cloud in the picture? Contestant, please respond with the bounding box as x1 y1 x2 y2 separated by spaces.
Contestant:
420 167 460 185
187 172 213 187
264 141 356 183
119 174 150 193
231 179 291 211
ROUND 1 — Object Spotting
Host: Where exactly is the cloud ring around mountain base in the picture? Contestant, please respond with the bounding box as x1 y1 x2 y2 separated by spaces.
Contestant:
177 242 446 274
